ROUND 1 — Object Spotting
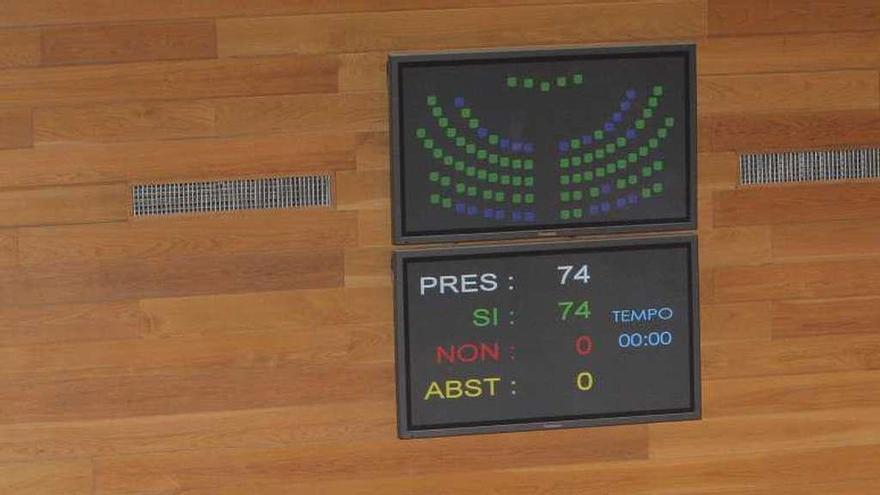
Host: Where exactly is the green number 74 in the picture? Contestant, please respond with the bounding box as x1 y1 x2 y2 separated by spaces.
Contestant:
558 300 591 321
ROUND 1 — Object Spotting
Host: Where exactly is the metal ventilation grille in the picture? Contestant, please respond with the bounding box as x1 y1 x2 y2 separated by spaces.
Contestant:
740 148 880 185
132 175 332 217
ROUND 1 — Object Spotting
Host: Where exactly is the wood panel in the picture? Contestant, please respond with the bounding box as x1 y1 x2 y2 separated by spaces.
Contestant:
41 20 217 66
2 0 880 493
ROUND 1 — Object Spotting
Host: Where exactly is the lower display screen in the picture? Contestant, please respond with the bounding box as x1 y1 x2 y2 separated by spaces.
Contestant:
393 236 700 437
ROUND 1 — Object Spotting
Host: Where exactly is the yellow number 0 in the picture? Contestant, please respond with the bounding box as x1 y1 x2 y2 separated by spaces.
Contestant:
577 371 594 391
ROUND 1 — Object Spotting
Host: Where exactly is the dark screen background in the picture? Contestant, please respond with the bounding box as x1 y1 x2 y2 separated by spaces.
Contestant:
397 50 692 238
401 242 696 430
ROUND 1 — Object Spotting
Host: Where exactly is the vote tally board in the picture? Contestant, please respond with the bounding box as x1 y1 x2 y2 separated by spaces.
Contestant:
393 237 700 438
390 44 700 438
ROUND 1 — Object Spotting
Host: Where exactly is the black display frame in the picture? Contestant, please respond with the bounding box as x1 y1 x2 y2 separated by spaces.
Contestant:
393 234 701 439
389 43 697 244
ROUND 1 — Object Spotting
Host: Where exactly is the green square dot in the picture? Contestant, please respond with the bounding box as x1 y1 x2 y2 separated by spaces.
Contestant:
605 143 616 154
617 159 627 169
460 108 471 118
648 96 658 108
570 139 581 150
606 163 616 174
489 134 499 145
583 171 594 181
429 171 439 182
512 193 522 204
524 159 534 170
560 175 570 185
455 161 465 171
466 167 476 177
590 187 600 198
560 191 571 202
648 138 659 149
430 193 440 204
617 178 626 189
595 149 605 160
524 193 534 204
477 169 487 180
523 78 534 89
500 157 510 167
572 73 584 85
466 144 476 154
560 210 571 220
658 128 669 139
512 159 522 169
477 149 488 160
653 182 664 193
438 117 448 128
501 175 511 185
416 127 426 138
455 137 466 147
494 191 505 202
572 208 583 219
642 166 652 177
593 130 604 140
440 176 451 186
596 168 605 178
467 186 477 197
483 190 493 200
488 173 498 183
426 95 437 106
653 160 664 171
512 176 522 186
432 148 442 159
628 174 638 185
573 190 583 200
635 119 646 130
639 146 649 157
456 183 466 193
446 128 456 138
524 176 534 187
423 138 433 149
442 198 452 208
560 158 570 169
584 153 594 164
653 85 664 96
571 156 582 167
488 154 499 164
642 188 652 198
572 174 582 184
616 137 627 147
507 76 518 87
540 81 550 92
627 152 637 163
432 107 442 117
443 156 454 166
665 117 675 127
556 76 567 87
643 108 653 119
468 119 479 129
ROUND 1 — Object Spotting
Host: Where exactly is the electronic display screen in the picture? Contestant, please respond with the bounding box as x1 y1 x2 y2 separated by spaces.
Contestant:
393 236 700 438
390 45 696 243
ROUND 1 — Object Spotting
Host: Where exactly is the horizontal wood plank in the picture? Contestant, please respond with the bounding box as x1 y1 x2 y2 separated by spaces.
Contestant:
217 1 706 56
714 181 880 227
701 109 880 152
701 302 772 343
772 296 880 339
41 20 217 66
0 132 357 188
34 100 215 143
344 247 390 288
0 301 150 347
699 226 771 267
708 0 880 36
699 70 880 115
336 169 389 211
338 52 386 93
0 183 128 228
772 218 880 259
0 460 92 494
0 108 33 150
0 54 337 106
0 28 40 68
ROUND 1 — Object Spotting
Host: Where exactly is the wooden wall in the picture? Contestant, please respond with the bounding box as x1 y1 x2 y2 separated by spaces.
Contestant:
1 1 879 493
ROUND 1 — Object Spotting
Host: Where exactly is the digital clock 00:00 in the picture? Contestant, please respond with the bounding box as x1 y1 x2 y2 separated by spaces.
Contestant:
618 331 673 348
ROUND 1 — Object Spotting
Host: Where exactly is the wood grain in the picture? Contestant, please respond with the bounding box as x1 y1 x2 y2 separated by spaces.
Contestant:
0 183 128 228
217 1 707 57
709 0 880 36
0 107 33 149
41 20 217 66
0 301 150 347
0 460 92 494
772 296 880 339
772 218 880 259
0 28 40 68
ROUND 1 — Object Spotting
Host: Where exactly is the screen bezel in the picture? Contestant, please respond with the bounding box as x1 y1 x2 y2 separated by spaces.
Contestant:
392 234 701 439
389 43 697 244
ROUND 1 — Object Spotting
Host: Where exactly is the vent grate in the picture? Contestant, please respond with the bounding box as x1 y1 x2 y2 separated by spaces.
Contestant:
132 175 332 217
739 148 880 185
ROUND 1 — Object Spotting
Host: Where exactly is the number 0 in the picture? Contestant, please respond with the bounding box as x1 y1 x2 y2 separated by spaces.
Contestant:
577 371 594 391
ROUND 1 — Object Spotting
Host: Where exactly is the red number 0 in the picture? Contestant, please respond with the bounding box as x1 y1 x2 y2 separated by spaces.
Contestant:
575 335 593 356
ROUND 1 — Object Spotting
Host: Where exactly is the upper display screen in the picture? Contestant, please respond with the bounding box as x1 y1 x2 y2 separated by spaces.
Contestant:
390 45 696 244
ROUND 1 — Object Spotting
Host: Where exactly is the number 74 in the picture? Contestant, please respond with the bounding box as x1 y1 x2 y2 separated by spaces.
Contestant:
558 300 591 320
